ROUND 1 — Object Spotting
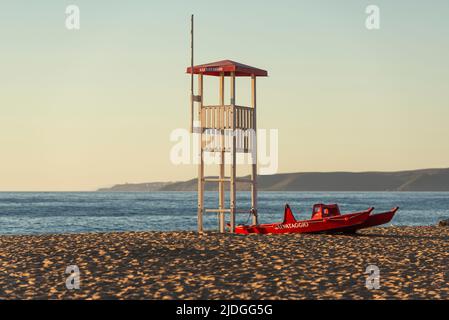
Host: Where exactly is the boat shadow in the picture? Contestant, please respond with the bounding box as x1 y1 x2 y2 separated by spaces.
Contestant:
349 232 449 241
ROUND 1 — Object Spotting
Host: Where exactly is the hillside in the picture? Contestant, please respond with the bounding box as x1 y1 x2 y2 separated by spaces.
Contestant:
97 168 449 192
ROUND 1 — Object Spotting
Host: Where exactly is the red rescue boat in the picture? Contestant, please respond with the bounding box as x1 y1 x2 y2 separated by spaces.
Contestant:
235 204 398 235
337 207 399 233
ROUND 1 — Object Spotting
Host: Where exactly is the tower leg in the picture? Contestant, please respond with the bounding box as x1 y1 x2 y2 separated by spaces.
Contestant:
229 73 236 233
219 159 225 233
251 163 258 225
218 73 226 233
251 75 258 226
230 110 236 232
230 149 236 233
197 74 204 233
198 152 204 233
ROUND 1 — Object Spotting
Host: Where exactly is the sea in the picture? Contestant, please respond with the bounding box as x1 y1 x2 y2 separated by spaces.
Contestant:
0 192 448 235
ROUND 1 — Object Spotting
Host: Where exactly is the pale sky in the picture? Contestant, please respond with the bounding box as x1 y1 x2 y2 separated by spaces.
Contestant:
1 0 449 191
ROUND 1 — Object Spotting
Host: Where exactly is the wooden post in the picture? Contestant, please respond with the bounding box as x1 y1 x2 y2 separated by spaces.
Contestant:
251 75 258 225
190 15 194 133
230 72 236 232
197 74 204 233
219 72 225 233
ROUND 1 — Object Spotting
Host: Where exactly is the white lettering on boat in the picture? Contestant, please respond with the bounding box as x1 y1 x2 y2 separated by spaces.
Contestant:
275 222 309 230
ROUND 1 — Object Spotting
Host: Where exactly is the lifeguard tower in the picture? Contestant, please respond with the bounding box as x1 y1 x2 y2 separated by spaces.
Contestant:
187 60 268 233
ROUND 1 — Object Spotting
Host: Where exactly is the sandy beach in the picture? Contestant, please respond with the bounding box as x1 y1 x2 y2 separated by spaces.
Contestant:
0 226 448 300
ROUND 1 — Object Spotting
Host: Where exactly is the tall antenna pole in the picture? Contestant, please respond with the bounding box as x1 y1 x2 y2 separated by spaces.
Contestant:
190 14 194 133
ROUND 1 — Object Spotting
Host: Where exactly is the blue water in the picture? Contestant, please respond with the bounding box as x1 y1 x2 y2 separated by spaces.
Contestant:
0 192 448 235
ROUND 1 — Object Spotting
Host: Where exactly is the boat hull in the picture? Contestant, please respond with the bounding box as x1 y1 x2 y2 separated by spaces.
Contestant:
339 207 399 233
235 209 372 235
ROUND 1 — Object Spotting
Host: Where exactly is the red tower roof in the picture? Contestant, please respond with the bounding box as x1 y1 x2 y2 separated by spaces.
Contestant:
186 60 268 77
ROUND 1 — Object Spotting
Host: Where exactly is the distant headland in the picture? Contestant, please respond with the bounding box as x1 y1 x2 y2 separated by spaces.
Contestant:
97 168 449 192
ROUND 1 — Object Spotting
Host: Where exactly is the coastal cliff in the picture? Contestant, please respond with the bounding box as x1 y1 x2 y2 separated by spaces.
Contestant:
98 168 449 192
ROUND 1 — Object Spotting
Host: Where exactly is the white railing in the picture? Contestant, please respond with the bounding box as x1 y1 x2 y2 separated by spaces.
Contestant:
200 105 255 153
